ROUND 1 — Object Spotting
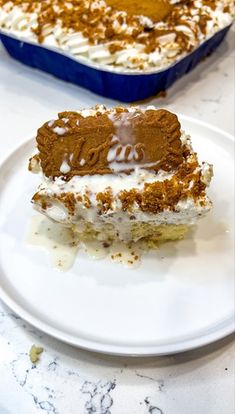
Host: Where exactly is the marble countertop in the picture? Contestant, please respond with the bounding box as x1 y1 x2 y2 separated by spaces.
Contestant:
0 26 234 414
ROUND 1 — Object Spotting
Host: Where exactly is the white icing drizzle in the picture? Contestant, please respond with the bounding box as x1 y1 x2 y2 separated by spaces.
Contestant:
26 215 79 271
109 161 159 173
26 215 142 270
53 126 68 135
60 159 71 174
108 111 141 144
62 117 69 123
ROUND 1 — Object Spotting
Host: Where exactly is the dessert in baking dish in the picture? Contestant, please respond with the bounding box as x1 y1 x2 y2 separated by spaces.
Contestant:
29 105 213 247
0 0 233 71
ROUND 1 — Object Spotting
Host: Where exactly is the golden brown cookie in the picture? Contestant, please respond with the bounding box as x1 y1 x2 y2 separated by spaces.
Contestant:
105 0 173 22
36 108 183 179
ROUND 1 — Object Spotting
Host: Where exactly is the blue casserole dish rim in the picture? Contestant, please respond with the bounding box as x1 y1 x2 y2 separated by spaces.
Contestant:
0 24 232 77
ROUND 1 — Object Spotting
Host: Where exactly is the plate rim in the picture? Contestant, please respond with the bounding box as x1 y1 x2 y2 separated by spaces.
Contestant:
0 114 234 356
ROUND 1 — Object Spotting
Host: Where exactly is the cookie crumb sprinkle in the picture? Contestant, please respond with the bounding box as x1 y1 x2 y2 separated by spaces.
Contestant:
29 345 44 364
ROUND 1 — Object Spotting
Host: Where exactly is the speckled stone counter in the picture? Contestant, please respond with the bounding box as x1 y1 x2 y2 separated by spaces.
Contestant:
0 25 234 414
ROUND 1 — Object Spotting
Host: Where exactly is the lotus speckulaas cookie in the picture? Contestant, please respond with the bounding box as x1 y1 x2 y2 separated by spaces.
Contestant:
29 106 213 247
0 0 233 71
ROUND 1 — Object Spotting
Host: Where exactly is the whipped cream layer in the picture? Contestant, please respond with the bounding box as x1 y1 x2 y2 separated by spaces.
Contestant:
0 0 233 71
33 158 212 223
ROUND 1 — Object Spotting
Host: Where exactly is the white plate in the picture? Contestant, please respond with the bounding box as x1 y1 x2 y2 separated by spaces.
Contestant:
0 116 234 356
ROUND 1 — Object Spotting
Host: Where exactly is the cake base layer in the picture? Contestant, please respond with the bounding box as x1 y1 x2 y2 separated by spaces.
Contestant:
73 222 189 248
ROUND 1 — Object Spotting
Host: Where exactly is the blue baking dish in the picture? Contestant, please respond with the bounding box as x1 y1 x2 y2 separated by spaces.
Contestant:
0 25 232 102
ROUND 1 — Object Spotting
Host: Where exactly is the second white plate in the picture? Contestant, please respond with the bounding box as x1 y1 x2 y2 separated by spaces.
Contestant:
0 115 234 355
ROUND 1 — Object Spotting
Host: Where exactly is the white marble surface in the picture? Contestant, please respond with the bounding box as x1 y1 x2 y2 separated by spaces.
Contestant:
0 26 234 414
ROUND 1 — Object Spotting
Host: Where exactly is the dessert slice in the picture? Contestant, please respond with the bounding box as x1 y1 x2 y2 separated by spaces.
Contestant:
29 105 213 247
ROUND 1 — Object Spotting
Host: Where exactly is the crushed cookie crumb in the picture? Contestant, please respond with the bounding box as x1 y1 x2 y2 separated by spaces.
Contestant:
96 188 113 213
58 192 76 214
129 215 136 220
29 345 44 364
83 194 91 208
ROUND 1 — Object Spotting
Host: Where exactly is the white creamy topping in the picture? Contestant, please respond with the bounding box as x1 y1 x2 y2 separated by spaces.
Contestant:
139 15 154 28
109 161 160 173
53 126 68 135
44 167 174 196
108 111 141 145
0 1 233 71
34 182 212 242
34 165 212 230
60 159 71 174
201 162 213 185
